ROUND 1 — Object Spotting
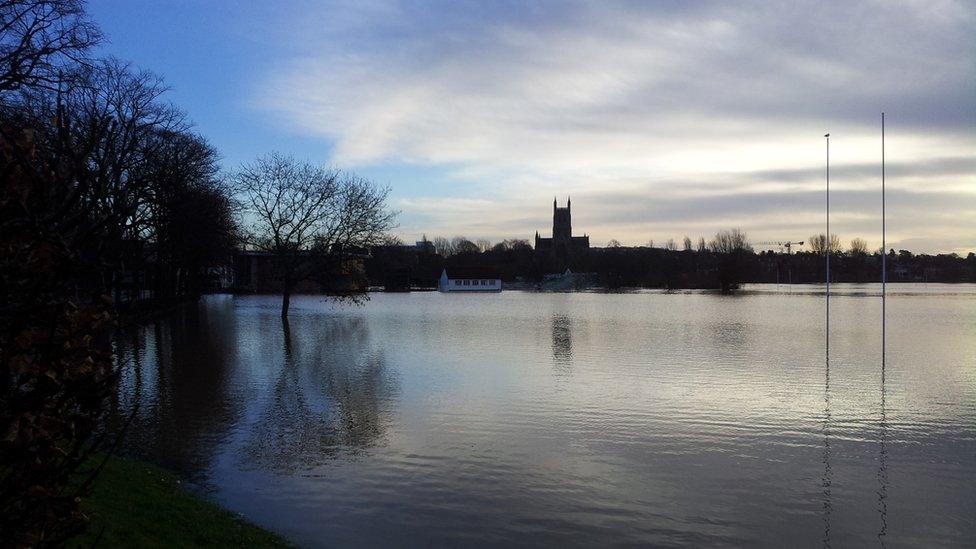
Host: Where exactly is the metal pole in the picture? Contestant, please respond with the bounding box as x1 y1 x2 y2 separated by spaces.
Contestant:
825 133 830 350
882 113 886 366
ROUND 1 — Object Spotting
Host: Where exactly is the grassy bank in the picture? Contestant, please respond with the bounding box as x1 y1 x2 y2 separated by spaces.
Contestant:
70 456 292 548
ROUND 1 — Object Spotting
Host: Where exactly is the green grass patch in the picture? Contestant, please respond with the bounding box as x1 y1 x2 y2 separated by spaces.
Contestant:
69 455 293 548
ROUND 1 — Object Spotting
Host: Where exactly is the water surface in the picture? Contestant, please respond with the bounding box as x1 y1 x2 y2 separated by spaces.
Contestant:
112 285 976 547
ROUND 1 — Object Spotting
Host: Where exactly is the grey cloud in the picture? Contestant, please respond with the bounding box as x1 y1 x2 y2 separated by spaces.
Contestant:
257 0 975 252
614 188 970 222
707 156 976 186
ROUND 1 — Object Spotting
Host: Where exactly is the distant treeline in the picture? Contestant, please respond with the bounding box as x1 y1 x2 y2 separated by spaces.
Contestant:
367 233 976 290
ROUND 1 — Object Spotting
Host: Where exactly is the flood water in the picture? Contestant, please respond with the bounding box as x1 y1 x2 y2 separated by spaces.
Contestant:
111 285 976 548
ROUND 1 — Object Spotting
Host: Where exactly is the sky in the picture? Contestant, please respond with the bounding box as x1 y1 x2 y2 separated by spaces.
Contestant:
87 0 975 254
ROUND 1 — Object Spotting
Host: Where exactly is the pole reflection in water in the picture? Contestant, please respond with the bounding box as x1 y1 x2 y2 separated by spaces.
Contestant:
877 283 888 547
877 358 888 547
822 347 832 549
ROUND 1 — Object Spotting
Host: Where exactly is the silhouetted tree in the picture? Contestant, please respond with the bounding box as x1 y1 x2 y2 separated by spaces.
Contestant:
607 239 622 248
683 235 693 251
15 58 195 301
0 0 101 95
139 130 238 297
235 153 395 318
809 233 842 254
451 236 479 255
849 238 868 256
710 228 752 293
475 238 492 252
491 238 531 253
432 236 452 257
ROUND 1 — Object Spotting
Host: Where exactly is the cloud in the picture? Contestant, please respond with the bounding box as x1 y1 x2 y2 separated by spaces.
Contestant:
254 0 976 252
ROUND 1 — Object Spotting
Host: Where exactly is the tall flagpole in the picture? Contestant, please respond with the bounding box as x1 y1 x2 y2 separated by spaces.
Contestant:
825 133 831 350
878 112 888 545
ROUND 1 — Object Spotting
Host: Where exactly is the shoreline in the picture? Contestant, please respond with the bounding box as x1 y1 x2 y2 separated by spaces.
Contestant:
69 455 293 548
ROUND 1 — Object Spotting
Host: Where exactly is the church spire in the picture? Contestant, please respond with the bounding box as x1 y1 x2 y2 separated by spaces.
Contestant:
567 196 571 211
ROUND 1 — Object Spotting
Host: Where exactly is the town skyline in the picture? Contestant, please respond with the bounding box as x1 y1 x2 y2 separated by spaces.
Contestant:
87 0 975 254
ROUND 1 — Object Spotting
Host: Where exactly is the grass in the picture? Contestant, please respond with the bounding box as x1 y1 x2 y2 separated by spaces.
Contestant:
69 455 293 548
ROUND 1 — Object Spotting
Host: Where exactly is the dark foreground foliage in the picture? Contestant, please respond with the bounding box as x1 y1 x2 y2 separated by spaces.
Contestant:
1 1 240 543
0 129 117 545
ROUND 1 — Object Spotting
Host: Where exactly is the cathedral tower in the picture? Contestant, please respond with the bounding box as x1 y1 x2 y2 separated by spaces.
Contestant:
553 197 572 240
535 198 589 263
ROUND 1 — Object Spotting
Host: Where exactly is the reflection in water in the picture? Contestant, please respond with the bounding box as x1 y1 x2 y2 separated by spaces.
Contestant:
112 297 243 478
240 316 396 474
106 291 976 547
822 349 832 549
282 316 293 359
877 329 889 547
111 299 397 480
551 314 573 372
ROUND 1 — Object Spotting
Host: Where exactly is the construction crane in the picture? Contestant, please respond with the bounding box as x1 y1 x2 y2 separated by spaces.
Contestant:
753 241 805 287
755 240 804 254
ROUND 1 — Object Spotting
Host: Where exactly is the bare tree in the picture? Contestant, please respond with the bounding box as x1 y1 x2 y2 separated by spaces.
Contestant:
235 153 396 318
491 238 531 253
432 236 452 257
3 59 190 300
697 236 707 252
451 236 479 255
849 237 868 256
0 0 101 95
607 239 622 248
140 130 237 297
475 238 492 253
683 235 693 251
809 233 842 255
710 228 752 293
37 60 183 237
644 239 653 248
665 238 677 251
709 228 752 254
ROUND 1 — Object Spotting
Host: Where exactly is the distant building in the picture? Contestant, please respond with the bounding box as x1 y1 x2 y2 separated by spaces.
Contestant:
366 238 440 291
438 268 502 292
414 238 436 254
535 198 590 260
232 250 366 293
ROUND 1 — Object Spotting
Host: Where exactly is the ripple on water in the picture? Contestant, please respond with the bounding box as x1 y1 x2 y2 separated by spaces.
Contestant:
112 288 976 547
